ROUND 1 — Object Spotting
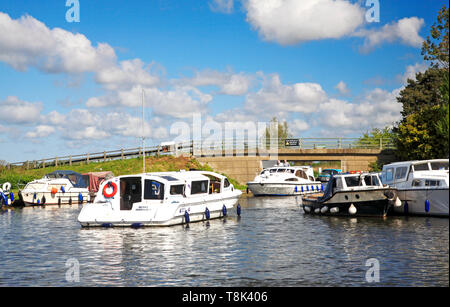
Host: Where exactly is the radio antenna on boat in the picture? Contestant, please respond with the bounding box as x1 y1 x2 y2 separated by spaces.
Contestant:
142 87 146 174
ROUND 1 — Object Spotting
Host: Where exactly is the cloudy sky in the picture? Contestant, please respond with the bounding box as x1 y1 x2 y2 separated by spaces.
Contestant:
0 0 444 163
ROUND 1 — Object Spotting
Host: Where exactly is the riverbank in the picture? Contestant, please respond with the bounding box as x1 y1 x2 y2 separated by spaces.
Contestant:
0 155 247 206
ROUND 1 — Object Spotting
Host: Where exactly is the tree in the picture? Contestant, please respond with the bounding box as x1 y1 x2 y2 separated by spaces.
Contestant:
393 5 449 160
421 4 449 70
264 117 292 141
356 127 394 149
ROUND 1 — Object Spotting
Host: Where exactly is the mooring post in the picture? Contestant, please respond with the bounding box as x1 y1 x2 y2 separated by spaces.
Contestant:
86 153 90 164
121 148 124 160
69 156 72 166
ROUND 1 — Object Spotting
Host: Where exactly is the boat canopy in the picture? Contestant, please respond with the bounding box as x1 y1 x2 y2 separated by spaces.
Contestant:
45 170 88 188
82 171 114 193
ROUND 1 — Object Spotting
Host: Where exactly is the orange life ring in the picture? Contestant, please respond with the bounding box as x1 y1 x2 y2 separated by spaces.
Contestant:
102 182 117 198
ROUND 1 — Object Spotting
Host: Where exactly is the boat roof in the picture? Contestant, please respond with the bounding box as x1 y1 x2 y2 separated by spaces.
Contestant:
117 170 226 184
383 159 449 167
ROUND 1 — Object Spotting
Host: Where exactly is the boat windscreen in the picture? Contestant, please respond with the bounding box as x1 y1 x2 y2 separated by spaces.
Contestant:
46 171 87 188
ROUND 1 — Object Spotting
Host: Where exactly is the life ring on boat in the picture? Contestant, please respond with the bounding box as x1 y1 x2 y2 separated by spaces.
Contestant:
2 182 11 191
102 182 117 198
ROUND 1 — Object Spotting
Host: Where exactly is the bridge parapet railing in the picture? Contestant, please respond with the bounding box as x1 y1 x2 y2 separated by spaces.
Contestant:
4 137 395 170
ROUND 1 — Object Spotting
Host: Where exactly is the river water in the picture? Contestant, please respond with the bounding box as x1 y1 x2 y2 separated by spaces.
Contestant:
0 195 448 287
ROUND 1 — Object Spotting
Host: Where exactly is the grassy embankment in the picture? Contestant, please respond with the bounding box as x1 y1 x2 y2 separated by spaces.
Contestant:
0 155 246 198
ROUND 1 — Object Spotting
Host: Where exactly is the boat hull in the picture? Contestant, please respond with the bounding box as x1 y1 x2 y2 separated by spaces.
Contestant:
247 182 324 196
394 188 448 217
78 195 241 227
19 190 89 206
302 188 396 217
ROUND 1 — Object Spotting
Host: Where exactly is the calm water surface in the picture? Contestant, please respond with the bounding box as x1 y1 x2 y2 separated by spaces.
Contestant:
0 196 448 286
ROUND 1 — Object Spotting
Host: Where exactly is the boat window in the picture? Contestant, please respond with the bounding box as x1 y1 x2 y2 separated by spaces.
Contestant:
295 170 308 179
385 168 394 181
269 169 278 173
120 177 142 210
285 178 299 181
288 169 295 173
412 179 422 187
364 175 380 186
336 178 344 190
425 180 440 187
413 163 430 171
276 169 286 173
345 176 360 187
191 180 208 195
224 178 230 188
169 184 184 196
430 161 449 170
144 180 165 200
395 167 408 180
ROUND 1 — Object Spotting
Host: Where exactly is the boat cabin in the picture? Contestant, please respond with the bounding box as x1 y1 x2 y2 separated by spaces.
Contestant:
381 159 449 188
321 173 383 200
101 171 234 210
260 166 315 182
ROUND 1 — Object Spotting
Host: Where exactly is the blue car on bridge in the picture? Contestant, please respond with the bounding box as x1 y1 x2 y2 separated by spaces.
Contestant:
317 169 341 182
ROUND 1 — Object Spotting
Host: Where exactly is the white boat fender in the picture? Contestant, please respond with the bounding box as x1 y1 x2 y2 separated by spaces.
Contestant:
348 204 357 215
184 210 190 223
222 204 227 216
205 207 210 220
394 197 402 207
2 182 11 191
314 208 320 214
303 206 311 213
320 206 329 214
330 207 339 213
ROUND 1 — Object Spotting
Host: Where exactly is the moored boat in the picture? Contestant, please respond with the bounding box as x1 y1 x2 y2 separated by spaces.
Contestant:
247 166 323 196
302 172 400 217
18 170 89 206
77 170 242 227
381 159 449 217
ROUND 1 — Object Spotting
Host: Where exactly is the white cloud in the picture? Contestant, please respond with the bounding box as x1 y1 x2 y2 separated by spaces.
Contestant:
25 125 55 138
243 74 328 117
397 62 428 85
244 0 365 45
355 17 425 53
86 85 213 118
184 69 253 96
0 12 117 73
209 0 234 14
95 59 160 91
0 96 42 124
335 81 350 95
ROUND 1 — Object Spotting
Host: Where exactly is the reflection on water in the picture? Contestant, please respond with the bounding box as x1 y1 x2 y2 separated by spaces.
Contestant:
0 197 448 286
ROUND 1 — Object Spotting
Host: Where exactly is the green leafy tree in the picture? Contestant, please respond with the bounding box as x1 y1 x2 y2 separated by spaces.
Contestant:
393 5 449 160
421 4 449 70
263 117 292 146
356 127 394 148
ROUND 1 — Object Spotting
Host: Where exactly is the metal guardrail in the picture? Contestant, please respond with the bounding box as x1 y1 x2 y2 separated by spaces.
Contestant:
5 137 395 170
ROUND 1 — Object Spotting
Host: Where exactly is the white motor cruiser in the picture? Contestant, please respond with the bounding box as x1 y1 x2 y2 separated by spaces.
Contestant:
78 170 242 227
18 170 90 206
381 159 449 217
247 166 323 196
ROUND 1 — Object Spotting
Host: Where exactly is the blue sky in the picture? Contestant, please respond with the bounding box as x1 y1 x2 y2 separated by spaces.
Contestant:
0 0 446 163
